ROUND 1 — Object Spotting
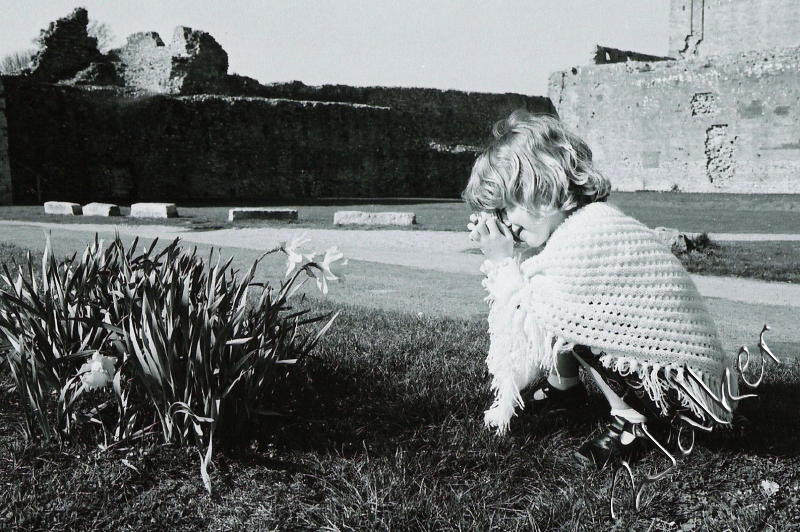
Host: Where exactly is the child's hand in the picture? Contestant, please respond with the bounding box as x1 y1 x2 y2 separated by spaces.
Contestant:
467 212 515 262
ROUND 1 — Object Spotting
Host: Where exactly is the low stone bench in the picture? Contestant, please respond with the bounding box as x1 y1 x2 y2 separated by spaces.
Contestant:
83 202 121 217
130 202 178 218
228 208 298 222
44 201 82 215
333 211 416 226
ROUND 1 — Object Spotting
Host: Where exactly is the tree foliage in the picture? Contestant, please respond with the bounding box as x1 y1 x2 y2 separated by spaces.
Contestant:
88 19 116 53
0 49 35 75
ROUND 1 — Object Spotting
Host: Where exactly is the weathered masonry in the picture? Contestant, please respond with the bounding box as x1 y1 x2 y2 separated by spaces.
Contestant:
669 0 800 58
0 78 11 204
3 8 553 204
550 0 800 193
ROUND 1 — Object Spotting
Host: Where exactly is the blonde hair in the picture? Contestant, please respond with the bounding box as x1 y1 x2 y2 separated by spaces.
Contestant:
462 110 610 214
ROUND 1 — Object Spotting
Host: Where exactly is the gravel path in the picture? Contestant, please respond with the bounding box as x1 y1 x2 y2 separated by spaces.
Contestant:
704 233 800 242
2 220 799 307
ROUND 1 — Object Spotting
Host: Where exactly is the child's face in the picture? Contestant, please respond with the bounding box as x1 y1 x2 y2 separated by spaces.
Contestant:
497 205 568 247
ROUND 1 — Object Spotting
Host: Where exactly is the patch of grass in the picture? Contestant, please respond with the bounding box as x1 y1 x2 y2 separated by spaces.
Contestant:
675 236 800 283
1 234 799 357
0 242 40 270
2 191 800 233
1 292 798 530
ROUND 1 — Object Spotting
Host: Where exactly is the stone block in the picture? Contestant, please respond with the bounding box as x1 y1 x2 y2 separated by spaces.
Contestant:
44 201 82 215
130 202 178 218
333 211 416 226
83 202 121 216
228 207 298 222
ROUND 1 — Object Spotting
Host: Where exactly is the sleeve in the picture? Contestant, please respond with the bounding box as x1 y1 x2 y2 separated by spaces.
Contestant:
478 255 573 435
479 256 536 435
479 256 525 306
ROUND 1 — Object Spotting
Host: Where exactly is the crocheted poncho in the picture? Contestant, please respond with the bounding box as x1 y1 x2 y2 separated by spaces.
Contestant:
480 202 738 435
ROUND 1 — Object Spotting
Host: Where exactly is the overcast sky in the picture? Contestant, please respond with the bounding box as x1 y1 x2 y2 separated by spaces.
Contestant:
1 1 670 95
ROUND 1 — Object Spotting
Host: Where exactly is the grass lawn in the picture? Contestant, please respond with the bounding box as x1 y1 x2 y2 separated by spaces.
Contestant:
1 237 799 529
1 294 798 530
0 232 797 351
678 241 800 283
2 192 799 233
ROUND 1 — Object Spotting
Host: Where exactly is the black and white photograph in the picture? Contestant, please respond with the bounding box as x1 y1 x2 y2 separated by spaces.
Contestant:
0 1 798 529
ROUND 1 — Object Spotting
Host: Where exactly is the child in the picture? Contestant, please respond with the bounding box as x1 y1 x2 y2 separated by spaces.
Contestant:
462 111 740 468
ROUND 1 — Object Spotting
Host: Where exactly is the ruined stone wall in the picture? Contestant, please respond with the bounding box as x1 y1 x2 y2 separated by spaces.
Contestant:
113 32 173 92
0 78 12 204
549 47 800 193
4 79 474 203
232 81 555 146
2 7 546 204
28 7 102 82
669 0 800 58
113 27 229 94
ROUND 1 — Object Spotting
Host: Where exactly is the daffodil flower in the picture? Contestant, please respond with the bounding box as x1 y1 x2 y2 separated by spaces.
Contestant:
315 246 348 295
78 352 117 391
282 232 314 277
761 479 780 497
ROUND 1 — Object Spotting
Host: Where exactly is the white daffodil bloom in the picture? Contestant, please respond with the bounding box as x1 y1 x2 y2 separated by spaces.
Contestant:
315 246 348 295
78 352 117 391
761 480 780 497
282 232 314 277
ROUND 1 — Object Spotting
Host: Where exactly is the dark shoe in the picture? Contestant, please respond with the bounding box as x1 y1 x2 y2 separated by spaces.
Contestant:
574 416 647 470
528 379 589 413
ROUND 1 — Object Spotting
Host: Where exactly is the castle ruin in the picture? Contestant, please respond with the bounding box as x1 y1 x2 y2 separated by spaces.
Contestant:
2 3 797 205
0 8 551 205
551 0 800 193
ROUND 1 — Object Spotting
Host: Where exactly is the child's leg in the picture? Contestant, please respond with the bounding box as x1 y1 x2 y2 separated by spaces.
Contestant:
574 354 646 427
547 349 580 388
571 348 652 468
531 350 587 407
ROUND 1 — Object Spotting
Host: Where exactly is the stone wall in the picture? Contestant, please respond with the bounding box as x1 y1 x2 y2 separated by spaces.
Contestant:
23 9 551 148
593 45 673 64
0 78 11 204
28 7 103 82
669 0 800 58
112 27 229 94
549 47 800 193
4 79 474 203
228 81 555 146
2 8 555 203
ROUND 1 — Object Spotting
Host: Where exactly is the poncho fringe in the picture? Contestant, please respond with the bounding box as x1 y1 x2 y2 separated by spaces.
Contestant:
480 203 738 435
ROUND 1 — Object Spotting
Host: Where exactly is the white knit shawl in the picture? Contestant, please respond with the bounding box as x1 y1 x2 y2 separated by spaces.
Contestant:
480 202 738 434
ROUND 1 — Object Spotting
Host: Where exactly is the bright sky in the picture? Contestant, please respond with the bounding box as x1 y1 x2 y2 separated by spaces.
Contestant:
1 1 670 95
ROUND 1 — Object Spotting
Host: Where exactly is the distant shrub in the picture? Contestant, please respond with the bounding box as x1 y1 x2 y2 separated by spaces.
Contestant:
0 234 343 492
687 232 716 252
0 49 35 75
672 231 719 255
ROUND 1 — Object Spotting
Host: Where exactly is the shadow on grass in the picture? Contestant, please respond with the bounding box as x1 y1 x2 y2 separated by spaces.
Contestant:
699 358 800 457
238 302 592 456
3 295 799 529
250 302 800 466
